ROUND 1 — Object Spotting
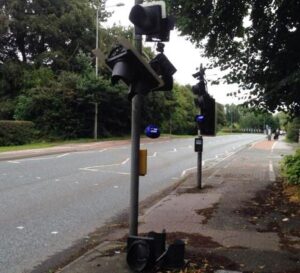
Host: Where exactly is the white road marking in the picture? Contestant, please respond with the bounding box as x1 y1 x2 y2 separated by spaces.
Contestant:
80 157 130 172
148 152 157 158
74 181 79 184
8 161 20 164
271 141 277 153
56 153 70 158
55 179 60 182
114 185 119 188
269 160 276 182
36 177 41 180
122 158 130 165
181 166 197 177
98 149 107 153
98 170 130 175
17 226 24 230
51 231 59 235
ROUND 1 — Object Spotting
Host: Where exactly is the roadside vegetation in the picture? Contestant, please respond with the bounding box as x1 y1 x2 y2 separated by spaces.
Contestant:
281 149 300 186
1 0 298 148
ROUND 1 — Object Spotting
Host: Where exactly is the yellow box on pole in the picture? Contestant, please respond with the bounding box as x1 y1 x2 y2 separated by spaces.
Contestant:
139 149 147 176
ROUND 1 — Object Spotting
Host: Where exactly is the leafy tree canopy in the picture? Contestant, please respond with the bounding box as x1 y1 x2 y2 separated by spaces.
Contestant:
0 0 99 68
166 0 300 116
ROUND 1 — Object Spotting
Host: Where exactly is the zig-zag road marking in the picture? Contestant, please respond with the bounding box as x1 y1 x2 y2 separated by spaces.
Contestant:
79 157 130 172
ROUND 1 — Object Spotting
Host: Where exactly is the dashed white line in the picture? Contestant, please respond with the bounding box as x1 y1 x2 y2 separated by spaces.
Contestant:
8 161 20 164
271 141 277 153
17 226 24 230
56 153 70 158
269 160 276 182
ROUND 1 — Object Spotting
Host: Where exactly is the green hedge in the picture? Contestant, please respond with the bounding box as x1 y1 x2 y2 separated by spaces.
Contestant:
281 149 300 185
0 120 36 146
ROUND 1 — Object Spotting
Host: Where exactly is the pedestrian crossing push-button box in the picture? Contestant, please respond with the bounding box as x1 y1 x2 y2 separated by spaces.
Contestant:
194 137 203 152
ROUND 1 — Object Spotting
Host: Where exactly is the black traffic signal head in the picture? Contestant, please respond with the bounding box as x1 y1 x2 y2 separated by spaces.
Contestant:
129 1 174 42
149 51 177 91
129 4 162 35
196 94 216 136
192 81 207 98
105 39 163 99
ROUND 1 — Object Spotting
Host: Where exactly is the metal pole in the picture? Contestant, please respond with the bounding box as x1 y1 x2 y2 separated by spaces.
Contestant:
231 110 233 133
197 128 202 189
129 87 141 236
96 6 99 77
129 0 143 236
95 4 100 140
94 102 98 140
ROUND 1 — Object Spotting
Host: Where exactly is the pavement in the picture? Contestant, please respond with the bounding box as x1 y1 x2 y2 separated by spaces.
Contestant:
2 137 299 273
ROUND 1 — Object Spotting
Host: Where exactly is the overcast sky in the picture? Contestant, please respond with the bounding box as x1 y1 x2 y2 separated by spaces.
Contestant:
104 0 241 105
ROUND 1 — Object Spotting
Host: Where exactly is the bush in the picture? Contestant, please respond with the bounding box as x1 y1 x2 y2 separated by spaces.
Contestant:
0 120 36 146
281 149 300 185
286 117 300 142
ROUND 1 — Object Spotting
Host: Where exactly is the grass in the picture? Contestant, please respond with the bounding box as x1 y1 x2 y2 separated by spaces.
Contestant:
0 136 137 153
0 142 61 152
0 132 247 153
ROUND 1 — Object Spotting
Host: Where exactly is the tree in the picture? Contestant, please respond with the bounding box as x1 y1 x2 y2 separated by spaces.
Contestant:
238 108 279 131
0 0 97 66
286 117 300 142
166 0 300 116
224 104 241 127
217 103 226 130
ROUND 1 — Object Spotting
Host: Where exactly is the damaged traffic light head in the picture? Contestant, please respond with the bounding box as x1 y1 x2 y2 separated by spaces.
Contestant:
105 39 164 99
149 42 177 91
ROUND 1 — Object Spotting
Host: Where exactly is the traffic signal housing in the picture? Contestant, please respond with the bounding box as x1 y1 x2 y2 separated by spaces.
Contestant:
129 1 174 42
105 39 163 99
149 52 177 91
192 83 216 136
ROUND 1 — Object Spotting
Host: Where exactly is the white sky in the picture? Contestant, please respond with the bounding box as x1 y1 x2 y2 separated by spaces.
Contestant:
104 0 241 105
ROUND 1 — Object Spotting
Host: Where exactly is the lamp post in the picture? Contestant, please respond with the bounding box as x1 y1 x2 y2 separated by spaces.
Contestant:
94 1 124 140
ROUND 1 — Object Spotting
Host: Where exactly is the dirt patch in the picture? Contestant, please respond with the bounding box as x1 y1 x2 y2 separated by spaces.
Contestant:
178 185 214 194
195 203 219 224
236 180 300 253
166 232 222 249
182 249 240 273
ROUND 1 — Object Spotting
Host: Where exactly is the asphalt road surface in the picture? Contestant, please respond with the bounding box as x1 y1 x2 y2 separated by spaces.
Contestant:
0 134 264 273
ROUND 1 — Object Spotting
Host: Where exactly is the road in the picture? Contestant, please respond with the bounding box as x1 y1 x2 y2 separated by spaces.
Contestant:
0 134 264 273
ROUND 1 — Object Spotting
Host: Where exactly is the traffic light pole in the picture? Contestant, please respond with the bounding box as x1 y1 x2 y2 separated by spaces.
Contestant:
197 128 203 189
129 0 143 237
